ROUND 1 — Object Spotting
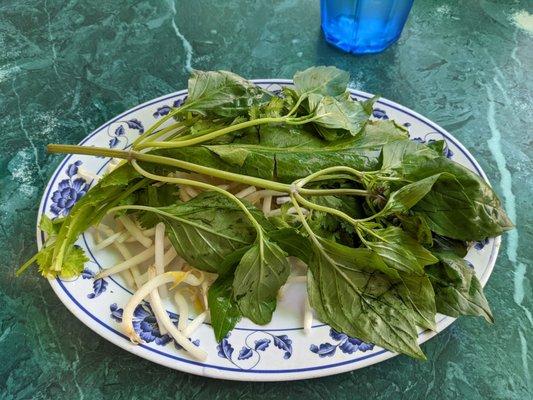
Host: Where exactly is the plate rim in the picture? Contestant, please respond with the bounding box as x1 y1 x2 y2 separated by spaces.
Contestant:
37 80 502 381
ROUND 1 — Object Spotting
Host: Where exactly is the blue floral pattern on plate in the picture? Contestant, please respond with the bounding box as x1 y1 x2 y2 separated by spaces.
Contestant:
217 332 293 370
310 329 374 358
50 161 90 216
107 118 144 148
81 268 108 299
153 98 186 118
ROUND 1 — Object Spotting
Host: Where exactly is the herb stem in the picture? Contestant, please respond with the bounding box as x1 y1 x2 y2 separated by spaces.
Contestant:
135 114 323 150
296 166 365 187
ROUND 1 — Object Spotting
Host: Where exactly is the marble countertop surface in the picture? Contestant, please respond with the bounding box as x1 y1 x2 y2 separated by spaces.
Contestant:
0 0 531 398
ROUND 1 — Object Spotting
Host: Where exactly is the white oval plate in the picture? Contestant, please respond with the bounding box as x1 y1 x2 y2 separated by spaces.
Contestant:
37 80 500 381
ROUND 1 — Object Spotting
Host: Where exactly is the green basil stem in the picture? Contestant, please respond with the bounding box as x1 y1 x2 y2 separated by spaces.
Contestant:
134 113 328 150
144 122 187 144
294 192 380 226
130 161 264 239
133 107 185 145
285 93 308 117
295 166 365 187
47 145 370 198
289 195 322 248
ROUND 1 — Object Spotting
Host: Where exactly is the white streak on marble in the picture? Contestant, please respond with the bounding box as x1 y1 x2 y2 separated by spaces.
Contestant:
167 0 194 73
486 84 532 329
510 29 523 69
11 78 43 180
518 330 531 391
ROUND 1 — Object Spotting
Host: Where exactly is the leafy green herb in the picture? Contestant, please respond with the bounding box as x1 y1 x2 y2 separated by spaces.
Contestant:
427 252 494 322
22 66 512 362
306 238 425 359
208 274 242 341
233 236 290 324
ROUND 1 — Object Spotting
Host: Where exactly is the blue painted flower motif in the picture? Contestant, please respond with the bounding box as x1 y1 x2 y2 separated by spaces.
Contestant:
216 332 293 369
109 303 178 346
474 238 489 250
403 122 411 128
273 334 293 359
238 346 254 360
310 343 337 357
254 338 270 351
107 119 144 149
50 163 90 216
310 329 373 358
153 105 172 118
173 98 185 108
81 268 108 299
126 118 144 133
372 108 389 120
217 338 234 360
66 160 82 177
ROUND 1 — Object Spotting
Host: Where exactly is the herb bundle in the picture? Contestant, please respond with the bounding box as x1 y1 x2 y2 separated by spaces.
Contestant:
19 67 513 359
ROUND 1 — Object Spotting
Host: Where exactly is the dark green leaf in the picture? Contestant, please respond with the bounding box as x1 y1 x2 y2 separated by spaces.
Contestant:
427 251 493 322
307 238 425 359
398 275 437 331
156 120 408 183
208 274 242 341
381 174 442 216
233 236 290 324
402 157 513 240
268 227 312 263
365 226 438 276
380 140 440 171
397 214 433 246
140 192 260 274
431 235 468 258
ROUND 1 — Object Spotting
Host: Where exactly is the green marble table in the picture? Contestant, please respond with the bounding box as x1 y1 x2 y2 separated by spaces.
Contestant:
1 0 531 398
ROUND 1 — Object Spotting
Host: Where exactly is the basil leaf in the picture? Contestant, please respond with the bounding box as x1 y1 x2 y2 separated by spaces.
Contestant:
233 236 290 324
185 70 271 118
381 140 440 171
427 252 493 322
307 238 425 359
308 93 371 140
157 120 408 183
381 174 442 215
397 214 433 246
365 227 438 276
139 192 261 274
404 157 513 240
398 275 437 331
293 66 349 97
431 235 468 258
268 227 312 263
208 274 242 342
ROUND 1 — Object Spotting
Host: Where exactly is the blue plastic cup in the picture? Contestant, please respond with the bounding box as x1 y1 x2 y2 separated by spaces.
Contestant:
320 0 414 54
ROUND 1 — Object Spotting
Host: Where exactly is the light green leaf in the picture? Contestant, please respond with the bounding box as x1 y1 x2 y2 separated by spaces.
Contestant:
293 66 349 97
